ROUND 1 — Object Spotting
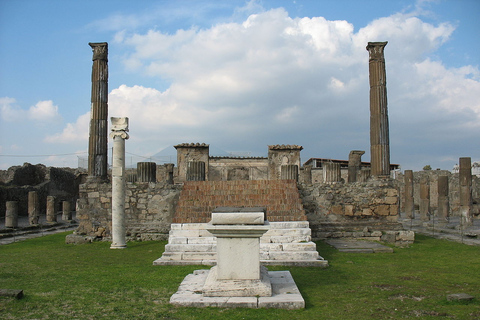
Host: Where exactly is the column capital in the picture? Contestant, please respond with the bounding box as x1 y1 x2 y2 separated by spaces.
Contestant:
110 117 129 140
89 42 108 61
366 41 388 61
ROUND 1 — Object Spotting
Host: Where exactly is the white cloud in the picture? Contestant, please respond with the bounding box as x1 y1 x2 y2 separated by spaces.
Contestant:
44 112 90 144
28 100 60 122
0 97 25 121
1 98 61 123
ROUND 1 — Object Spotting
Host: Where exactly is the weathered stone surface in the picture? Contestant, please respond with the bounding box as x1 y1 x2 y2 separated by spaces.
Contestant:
447 293 474 301
170 269 304 309
0 289 23 299
211 211 265 225
202 266 272 297
65 234 94 244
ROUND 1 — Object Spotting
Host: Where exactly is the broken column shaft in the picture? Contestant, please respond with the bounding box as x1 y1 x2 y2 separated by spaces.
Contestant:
88 42 109 179
459 157 473 227
367 42 390 177
404 170 414 219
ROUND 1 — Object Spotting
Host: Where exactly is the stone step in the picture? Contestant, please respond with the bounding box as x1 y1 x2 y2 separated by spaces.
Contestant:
155 221 328 267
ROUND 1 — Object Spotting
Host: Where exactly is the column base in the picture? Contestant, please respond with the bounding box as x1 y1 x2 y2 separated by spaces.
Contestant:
110 244 127 249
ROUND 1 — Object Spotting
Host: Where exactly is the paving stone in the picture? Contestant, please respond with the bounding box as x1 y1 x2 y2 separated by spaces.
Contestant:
447 293 475 301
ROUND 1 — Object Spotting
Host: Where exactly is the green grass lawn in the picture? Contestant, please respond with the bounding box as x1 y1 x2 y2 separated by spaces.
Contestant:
0 232 479 319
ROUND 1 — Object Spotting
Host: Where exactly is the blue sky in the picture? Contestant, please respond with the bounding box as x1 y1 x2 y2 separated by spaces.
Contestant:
0 0 479 171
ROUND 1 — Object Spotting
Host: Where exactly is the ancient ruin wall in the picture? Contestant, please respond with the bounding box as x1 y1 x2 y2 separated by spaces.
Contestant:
75 181 181 241
396 170 480 217
299 178 408 242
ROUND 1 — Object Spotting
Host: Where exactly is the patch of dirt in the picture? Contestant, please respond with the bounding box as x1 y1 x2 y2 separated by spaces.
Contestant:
389 294 425 301
372 283 402 291
410 310 449 317
398 276 420 281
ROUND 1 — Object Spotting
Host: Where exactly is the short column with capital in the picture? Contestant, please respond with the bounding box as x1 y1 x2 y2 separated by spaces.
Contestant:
110 117 129 249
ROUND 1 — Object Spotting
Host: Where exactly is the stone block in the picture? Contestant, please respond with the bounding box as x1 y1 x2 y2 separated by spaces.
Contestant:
211 212 264 225
331 205 343 215
375 205 390 216
182 223 207 230
183 252 217 260
281 242 316 251
159 252 183 261
188 237 216 244
371 231 383 237
268 251 319 261
386 189 398 197
447 293 474 301
260 243 283 251
165 244 215 253
390 205 399 215
170 224 182 230
345 205 355 216
396 231 415 242
65 234 94 244
169 236 188 244
385 197 398 205
362 208 373 216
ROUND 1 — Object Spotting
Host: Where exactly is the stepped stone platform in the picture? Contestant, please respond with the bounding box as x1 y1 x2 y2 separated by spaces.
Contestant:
155 179 327 267
154 221 327 267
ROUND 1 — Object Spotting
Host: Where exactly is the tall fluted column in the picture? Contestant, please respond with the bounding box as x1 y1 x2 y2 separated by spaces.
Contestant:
110 117 129 249
88 42 109 179
367 42 390 177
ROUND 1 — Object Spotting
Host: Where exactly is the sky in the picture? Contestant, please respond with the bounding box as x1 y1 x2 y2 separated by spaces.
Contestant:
0 0 479 172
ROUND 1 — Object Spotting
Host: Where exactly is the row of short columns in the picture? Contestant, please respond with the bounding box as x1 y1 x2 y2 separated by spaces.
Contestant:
403 157 473 226
4 193 72 228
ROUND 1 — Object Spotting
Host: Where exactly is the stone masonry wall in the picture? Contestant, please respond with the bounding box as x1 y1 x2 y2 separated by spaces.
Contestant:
76 181 181 241
299 178 413 245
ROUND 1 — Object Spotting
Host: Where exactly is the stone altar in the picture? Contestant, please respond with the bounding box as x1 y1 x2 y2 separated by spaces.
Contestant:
169 207 305 309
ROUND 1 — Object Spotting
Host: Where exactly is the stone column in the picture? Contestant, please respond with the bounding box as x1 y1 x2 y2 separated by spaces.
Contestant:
5 201 18 228
281 165 299 181
87 42 109 179
459 157 472 226
186 161 206 181
419 178 430 221
165 163 174 184
62 201 72 221
348 150 365 183
137 162 156 182
46 196 56 223
404 170 414 219
110 117 129 249
303 164 312 184
28 191 39 225
437 175 449 224
323 162 341 184
366 42 390 177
